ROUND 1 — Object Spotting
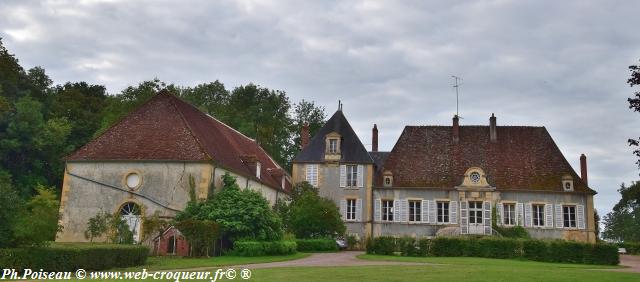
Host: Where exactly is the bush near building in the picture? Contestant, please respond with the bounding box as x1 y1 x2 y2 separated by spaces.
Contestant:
295 238 338 252
231 240 297 256
0 243 149 272
366 236 619 265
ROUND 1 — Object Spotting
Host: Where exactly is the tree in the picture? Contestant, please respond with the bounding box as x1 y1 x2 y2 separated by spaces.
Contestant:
12 185 63 246
603 182 640 242
0 171 22 248
174 219 219 257
291 100 326 150
627 61 640 170
180 81 229 118
280 182 345 239
176 172 283 242
141 211 170 246
84 211 111 243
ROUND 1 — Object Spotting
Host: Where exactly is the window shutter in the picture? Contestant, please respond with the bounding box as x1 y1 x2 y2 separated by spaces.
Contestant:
340 199 347 220
496 203 503 226
483 201 492 235
306 164 318 186
402 200 409 222
393 200 400 222
577 205 585 229
516 203 524 226
450 201 458 224
460 201 468 234
555 204 563 228
422 200 429 223
545 204 554 228
357 165 364 188
524 203 532 227
356 199 362 222
429 200 437 223
374 199 381 221
339 165 346 188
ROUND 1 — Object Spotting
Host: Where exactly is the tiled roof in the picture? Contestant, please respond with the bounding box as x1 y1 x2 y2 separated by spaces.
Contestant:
381 125 595 194
369 151 390 171
293 110 373 164
66 91 290 191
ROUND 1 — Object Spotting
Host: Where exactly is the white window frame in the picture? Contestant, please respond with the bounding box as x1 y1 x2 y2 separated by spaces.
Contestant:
305 164 318 186
329 138 338 153
437 201 450 223
382 200 394 222
563 205 577 228
346 199 356 221
346 164 358 187
468 201 483 224
408 200 421 222
503 203 516 226
532 204 545 227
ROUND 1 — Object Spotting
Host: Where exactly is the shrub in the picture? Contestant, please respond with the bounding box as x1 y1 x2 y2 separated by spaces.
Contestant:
232 240 297 256
430 237 466 257
494 225 530 239
0 243 149 272
416 238 430 257
366 236 396 255
295 238 338 252
346 234 361 251
397 237 418 256
522 239 548 261
282 182 346 239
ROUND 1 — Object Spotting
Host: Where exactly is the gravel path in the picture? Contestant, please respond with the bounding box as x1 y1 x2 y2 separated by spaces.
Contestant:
611 255 640 273
227 251 430 269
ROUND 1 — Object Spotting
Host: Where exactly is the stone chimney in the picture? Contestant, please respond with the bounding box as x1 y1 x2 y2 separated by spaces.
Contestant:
301 122 310 150
372 124 379 152
490 113 497 143
453 115 460 143
580 154 588 185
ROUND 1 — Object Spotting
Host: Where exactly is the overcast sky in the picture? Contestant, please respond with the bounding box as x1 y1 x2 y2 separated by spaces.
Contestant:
2 0 640 215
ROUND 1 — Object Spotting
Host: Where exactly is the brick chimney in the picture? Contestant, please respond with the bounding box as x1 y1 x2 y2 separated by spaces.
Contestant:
372 124 379 152
489 113 497 143
580 154 588 185
453 115 460 143
301 122 310 150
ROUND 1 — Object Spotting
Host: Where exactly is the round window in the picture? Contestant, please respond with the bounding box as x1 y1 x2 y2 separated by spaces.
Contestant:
470 172 481 184
125 173 141 189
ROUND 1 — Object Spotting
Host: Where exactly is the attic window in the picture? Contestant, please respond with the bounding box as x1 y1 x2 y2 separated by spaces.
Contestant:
125 172 141 189
562 175 573 191
329 139 338 153
383 171 393 187
256 162 261 179
384 176 392 187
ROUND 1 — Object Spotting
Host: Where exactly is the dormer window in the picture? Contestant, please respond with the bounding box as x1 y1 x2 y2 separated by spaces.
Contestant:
383 170 393 187
329 139 338 153
256 161 261 179
562 175 573 191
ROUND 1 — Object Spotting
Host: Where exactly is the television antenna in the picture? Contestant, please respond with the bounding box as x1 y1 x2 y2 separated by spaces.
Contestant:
452 75 463 117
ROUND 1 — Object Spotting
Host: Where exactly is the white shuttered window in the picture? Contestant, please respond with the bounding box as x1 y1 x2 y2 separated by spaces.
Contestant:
305 164 318 186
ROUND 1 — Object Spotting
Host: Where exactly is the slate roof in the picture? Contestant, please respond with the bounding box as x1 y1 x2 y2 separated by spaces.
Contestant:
381 125 595 194
293 110 374 164
66 91 290 192
369 151 390 171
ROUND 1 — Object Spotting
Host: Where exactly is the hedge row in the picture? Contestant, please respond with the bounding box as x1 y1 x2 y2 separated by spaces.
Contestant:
232 240 297 256
295 239 338 252
616 242 640 255
0 243 149 272
367 236 619 265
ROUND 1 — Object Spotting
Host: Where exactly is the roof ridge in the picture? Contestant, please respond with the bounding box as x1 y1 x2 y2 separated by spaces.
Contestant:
205 114 256 142
167 95 213 161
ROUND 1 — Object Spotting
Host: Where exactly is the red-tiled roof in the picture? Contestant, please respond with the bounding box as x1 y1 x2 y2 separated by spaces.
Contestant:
381 125 595 194
66 92 290 191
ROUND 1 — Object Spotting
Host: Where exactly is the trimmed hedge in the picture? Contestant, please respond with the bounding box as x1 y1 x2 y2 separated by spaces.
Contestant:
366 236 619 265
0 243 149 272
232 240 297 256
295 238 338 252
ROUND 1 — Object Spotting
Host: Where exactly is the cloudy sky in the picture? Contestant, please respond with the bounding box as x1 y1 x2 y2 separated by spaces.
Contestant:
2 0 640 215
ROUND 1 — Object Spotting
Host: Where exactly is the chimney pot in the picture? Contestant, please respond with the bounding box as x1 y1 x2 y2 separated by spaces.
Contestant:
452 115 460 143
301 122 310 150
580 154 588 185
372 124 379 152
490 113 497 143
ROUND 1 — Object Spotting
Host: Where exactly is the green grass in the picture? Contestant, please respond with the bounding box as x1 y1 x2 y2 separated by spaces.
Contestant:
117 252 310 271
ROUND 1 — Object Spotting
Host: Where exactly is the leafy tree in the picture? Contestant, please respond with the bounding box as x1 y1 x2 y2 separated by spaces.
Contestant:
176 172 283 241
0 171 22 248
180 81 229 118
291 100 326 150
174 219 220 257
281 182 345 239
603 182 640 242
12 185 63 246
141 211 170 246
628 61 640 169
84 211 112 243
